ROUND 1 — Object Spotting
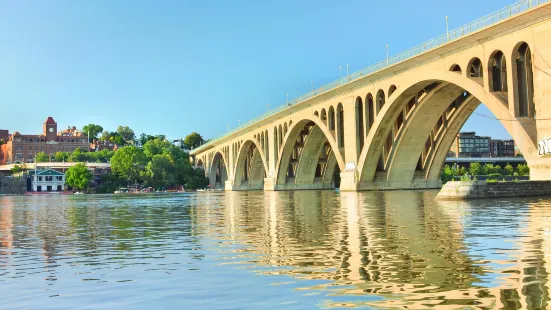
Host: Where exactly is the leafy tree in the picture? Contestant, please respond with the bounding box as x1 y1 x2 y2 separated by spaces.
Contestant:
97 174 126 193
82 124 104 140
183 132 204 150
10 165 23 175
54 152 70 162
483 163 494 175
69 148 89 162
144 154 175 188
117 126 135 144
65 163 93 190
100 130 111 142
93 149 115 163
186 168 209 189
517 164 530 176
469 162 483 176
504 164 514 176
143 139 172 159
110 146 147 184
36 152 49 163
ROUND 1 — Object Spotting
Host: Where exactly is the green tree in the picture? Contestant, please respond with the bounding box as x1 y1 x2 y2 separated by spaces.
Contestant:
517 164 530 176
504 164 514 176
100 130 111 142
144 154 175 188
10 165 23 175
117 126 135 144
143 139 172 159
183 132 204 150
69 148 89 162
186 168 209 189
82 124 104 140
36 152 49 163
483 163 495 175
65 163 93 190
110 146 147 184
54 152 70 162
469 162 483 176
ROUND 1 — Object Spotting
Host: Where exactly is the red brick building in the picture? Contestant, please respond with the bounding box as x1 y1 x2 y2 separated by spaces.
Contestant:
0 117 89 164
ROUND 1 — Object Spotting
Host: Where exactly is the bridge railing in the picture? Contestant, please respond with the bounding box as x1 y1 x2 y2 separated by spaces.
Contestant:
192 0 548 153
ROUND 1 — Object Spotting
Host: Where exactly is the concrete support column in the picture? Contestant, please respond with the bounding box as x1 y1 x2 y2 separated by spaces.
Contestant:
342 97 358 164
530 32 551 180
340 170 358 191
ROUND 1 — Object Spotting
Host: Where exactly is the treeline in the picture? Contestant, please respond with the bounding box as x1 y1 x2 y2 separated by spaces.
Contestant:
101 138 208 193
441 162 530 183
36 148 114 163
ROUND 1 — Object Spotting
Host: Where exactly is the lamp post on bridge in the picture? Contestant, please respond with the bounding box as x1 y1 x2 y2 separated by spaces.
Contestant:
446 16 449 41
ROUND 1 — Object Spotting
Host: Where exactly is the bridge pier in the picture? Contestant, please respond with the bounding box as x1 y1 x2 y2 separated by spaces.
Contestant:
339 171 358 191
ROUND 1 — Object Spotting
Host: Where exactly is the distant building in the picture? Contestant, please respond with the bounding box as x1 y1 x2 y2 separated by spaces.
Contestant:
450 132 491 158
489 139 515 157
28 169 65 192
90 139 118 152
0 117 89 164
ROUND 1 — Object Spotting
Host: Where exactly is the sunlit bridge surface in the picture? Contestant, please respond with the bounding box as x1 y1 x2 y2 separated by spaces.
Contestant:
1 192 551 309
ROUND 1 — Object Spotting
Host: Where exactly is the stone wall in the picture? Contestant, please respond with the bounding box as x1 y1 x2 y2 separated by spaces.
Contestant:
436 180 551 200
0 176 26 195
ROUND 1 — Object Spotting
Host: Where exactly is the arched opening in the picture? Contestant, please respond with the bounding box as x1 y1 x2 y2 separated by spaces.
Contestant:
337 103 345 148
468 57 483 78
209 152 228 189
196 158 204 167
357 75 535 190
234 141 266 190
314 111 319 118
376 90 385 113
273 127 278 163
355 97 364 154
488 50 508 92
284 123 288 137
328 106 336 131
388 85 397 97
276 119 343 190
513 42 535 118
450 64 462 74
278 124 283 151
366 93 374 134
265 130 269 164
320 109 327 125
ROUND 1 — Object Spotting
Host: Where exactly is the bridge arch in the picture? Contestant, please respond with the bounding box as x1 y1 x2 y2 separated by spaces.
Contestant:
488 50 508 93
233 139 268 190
208 151 229 189
274 117 345 189
467 57 483 78
450 64 462 74
357 69 537 187
512 42 535 118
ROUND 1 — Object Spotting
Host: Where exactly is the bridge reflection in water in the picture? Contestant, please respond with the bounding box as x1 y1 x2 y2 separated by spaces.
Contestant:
190 191 551 309
1 192 550 308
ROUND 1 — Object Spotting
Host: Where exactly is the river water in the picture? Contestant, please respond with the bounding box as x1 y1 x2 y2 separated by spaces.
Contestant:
1 191 550 309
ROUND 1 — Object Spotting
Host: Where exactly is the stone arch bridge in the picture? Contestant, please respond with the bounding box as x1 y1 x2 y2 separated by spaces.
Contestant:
191 1 551 191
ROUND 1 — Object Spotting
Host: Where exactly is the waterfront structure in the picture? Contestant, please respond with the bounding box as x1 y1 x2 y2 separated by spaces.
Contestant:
29 169 65 192
450 132 491 158
191 1 551 191
0 117 89 164
489 138 516 157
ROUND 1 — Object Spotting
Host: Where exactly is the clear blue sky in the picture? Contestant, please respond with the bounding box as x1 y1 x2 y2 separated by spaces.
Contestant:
0 0 515 140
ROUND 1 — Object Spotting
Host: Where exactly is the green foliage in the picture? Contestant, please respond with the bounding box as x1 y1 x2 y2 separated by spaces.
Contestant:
110 146 147 183
10 164 23 175
117 126 135 144
517 164 530 176
65 163 93 190
486 179 498 183
82 124 103 140
469 162 483 176
68 148 88 162
97 174 126 193
54 152 70 162
460 174 471 182
183 132 205 150
143 139 173 159
504 164 514 176
36 152 49 163
186 168 209 189
143 154 175 188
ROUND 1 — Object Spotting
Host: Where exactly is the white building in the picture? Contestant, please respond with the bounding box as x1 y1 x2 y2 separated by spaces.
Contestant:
30 169 65 192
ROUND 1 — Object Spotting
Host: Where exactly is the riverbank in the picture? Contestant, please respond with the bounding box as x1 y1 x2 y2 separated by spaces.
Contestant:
436 180 551 200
